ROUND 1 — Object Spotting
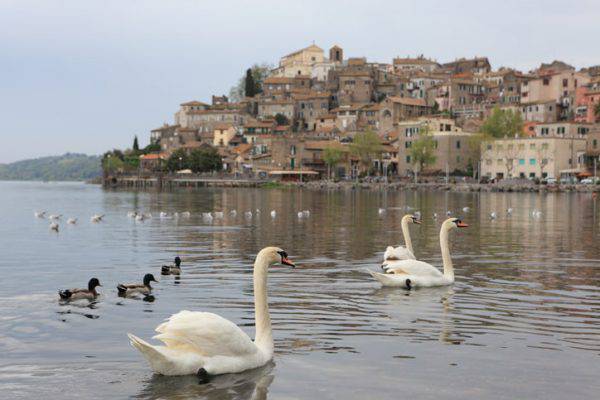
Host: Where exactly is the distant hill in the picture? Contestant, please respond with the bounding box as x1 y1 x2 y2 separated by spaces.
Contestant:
0 153 102 181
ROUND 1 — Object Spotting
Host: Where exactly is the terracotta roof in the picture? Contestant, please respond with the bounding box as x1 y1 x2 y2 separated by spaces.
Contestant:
140 153 166 160
180 100 209 107
304 140 348 151
387 97 427 106
264 76 295 85
233 143 253 155
214 123 234 130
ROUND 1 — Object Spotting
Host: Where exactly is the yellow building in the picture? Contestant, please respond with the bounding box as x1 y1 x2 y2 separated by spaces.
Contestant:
213 123 237 147
481 137 587 180
272 44 325 77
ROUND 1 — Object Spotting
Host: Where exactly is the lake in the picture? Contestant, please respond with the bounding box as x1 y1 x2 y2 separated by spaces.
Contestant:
0 181 599 399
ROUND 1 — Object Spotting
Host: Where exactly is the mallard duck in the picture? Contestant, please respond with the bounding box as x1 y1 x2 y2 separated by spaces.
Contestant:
59 278 101 300
117 274 158 296
161 256 182 275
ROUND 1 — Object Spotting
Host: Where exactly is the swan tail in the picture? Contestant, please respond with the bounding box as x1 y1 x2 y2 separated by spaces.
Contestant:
128 333 204 376
368 270 410 288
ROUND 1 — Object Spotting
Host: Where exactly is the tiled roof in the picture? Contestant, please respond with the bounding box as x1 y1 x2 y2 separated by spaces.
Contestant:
387 96 427 106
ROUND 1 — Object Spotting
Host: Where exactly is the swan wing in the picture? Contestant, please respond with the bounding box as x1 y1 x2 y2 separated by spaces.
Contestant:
383 246 415 262
385 259 443 277
152 310 258 358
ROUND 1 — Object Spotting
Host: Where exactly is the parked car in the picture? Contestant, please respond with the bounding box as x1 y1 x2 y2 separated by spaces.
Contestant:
580 177 599 184
543 177 557 184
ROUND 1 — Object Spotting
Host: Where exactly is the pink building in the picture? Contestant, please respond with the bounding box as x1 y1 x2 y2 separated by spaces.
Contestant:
575 78 600 123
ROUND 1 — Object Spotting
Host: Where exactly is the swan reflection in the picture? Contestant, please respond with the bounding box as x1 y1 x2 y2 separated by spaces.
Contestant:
135 362 275 400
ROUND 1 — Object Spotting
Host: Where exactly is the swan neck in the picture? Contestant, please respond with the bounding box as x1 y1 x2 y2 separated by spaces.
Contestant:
401 218 413 254
440 227 454 280
253 253 273 355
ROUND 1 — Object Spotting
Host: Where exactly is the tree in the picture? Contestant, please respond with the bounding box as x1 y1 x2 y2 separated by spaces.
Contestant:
244 69 256 98
536 143 551 179
133 136 140 152
409 125 437 182
189 147 223 173
481 106 524 138
274 113 289 126
229 63 272 101
350 130 382 177
595 102 600 121
323 147 344 180
143 142 161 153
466 133 487 179
500 142 522 179
166 149 189 172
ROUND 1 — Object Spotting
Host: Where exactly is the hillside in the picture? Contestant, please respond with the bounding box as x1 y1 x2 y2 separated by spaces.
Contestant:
0 153 102 181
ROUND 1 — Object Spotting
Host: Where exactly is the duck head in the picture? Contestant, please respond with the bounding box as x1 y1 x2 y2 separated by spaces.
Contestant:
143 273 158 286
88 278 101 291
174 256 181 267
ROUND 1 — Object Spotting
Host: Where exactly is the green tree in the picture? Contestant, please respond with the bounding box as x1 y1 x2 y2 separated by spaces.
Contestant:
189 147 223 173
166 149 189 172
350 130 382 177
102 151 126 173
323 147 344 180
230 63 272 101
244 69 256 98
143 142 161 153
594 102 600 121
481 106 523 138
133 136 139 152
409 125 437 181
274 113 289 126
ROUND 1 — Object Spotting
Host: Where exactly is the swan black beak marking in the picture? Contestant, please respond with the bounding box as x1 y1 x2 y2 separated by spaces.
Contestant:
281 257 295 268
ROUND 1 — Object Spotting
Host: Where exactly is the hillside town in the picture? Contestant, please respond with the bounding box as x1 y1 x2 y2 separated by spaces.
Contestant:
132 44 600 184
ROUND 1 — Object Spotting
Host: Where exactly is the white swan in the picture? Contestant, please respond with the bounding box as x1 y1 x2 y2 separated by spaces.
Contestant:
381 214 420 269
67 218 77 225
230 210 237 218
370 218 468 289
49 222 59 232
378 208 385 216
48 214 62 220
34 210 46 218
91 214 104 223
214 211 224 219
128 247 295 379
270 210 276 218
202 212 213 223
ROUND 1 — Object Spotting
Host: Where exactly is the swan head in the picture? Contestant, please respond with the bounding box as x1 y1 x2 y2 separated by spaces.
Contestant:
88 278 102 291
258 247 295 268
443 218 469 231
402 214 421 225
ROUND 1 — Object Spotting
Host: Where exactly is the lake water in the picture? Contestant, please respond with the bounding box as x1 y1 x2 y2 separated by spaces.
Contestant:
0 181 599 399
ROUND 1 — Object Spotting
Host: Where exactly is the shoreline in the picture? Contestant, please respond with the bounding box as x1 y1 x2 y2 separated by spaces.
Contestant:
102 175 599 193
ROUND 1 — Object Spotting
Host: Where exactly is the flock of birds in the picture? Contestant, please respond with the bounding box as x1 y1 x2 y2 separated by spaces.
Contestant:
37 203 543 383
35 210 105 232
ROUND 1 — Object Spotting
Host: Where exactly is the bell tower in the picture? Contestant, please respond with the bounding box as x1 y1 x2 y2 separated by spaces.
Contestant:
329 45 343 63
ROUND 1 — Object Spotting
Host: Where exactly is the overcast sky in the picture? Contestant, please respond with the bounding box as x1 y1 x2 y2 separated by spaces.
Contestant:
1 0 599 163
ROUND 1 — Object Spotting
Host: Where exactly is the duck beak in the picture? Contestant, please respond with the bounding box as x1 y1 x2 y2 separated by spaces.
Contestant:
457 221 469 228
281 257 295 268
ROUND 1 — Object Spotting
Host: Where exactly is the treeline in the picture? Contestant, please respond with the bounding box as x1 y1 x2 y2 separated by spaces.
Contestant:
0 153 101 181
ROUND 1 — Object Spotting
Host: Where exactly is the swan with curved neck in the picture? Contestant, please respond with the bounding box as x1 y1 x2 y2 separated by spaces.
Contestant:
371 218 467 288
127 247 295 380
382 214 420 268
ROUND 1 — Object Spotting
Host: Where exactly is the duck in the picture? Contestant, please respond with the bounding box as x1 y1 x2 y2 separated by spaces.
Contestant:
381 214 420 270
118 274 158 296
370 218 468 289
34 210 47 218
270 210 276 218
128 247 295 379
67 218 77 225
161 257 182 275
50 222 59 232
59 278 101 301
91 214 105 223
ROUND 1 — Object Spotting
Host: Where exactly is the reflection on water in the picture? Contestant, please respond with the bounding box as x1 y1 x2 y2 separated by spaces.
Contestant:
0 182 599 399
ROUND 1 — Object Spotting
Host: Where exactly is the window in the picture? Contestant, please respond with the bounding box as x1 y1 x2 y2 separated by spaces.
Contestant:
405 141 412 148
456 141 461 149
530 143 536 149
594 139 598 148
541 143 549 150
518 144 525 150
519 159 525 165
530 159 536 165
562 79 568 87
543 78 550 85
541 128 549 135
529 172 536 178
487 144 492 151
406 155 411 163
486 159 492 165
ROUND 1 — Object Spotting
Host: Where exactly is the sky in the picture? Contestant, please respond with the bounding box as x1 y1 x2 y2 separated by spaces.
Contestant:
1 0 599 163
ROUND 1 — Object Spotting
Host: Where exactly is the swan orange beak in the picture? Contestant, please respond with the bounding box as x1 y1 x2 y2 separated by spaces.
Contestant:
457 221 469 228
281 257 295 268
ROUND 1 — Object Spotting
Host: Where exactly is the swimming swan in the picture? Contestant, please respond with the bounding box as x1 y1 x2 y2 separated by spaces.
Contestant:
128 247 295 379
381 214 420 269
371 218 468 289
